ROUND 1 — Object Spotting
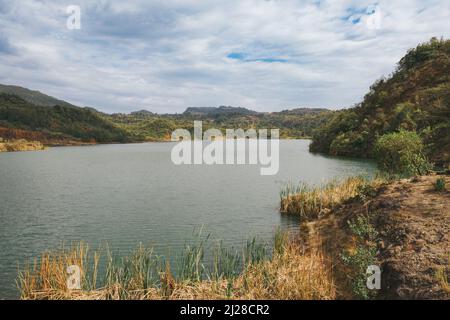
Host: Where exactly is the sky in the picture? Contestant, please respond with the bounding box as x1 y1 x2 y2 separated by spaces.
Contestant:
0 0 448 114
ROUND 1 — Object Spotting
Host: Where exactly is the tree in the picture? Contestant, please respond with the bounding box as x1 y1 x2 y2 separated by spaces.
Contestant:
374 130 431 177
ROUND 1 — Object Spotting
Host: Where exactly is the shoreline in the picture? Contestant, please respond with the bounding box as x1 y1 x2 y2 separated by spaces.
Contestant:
47 137 313 149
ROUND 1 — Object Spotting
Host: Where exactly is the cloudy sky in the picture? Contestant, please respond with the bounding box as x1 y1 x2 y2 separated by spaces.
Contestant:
0 0 448 113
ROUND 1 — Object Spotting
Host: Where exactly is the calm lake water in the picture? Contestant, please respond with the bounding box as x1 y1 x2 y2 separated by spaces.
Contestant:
0 140 376 298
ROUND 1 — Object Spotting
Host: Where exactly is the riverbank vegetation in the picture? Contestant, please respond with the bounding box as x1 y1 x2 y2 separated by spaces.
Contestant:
17 231 336 300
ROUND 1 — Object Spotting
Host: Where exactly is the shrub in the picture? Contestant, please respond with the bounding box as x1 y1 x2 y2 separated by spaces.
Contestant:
374 130 432 177
434 177 446 192
341 215 379 300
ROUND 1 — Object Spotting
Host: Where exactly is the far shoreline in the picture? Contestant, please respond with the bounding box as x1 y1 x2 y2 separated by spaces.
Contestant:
0 137 314 153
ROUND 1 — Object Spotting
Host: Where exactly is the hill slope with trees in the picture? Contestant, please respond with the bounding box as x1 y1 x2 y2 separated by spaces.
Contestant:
0 94 130 144
310 38 450 167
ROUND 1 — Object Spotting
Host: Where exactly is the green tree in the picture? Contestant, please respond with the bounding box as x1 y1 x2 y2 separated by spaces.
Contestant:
374 130 432 177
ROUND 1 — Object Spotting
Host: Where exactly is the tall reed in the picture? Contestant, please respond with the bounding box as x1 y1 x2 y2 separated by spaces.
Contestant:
17 242 99 300
17 231 336 300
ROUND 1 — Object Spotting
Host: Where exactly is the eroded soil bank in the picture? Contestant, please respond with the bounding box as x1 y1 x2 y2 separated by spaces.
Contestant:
300 174 450 299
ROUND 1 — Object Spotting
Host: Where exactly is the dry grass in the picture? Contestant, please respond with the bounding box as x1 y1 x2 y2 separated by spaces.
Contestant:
17 235 336 300
233 245 335 300
436 254 450 294
17 242 99 300
0 139 45 152
280 176 384 220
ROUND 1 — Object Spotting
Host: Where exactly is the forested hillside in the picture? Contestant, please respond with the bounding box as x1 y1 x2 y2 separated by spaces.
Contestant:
0 94 129 144
310 38 450 166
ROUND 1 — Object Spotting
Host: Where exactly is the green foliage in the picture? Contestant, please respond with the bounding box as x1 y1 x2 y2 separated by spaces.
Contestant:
434 177 446 192
341 215 379 300
374 130 432 177
310 38 450 167
341 245 378 300
356 182 379 202
348 215 379 242
243 238 269 265
398 37 449 72
212 242 241 281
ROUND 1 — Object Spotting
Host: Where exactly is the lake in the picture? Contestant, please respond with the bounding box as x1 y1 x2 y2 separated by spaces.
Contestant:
0 140 376 298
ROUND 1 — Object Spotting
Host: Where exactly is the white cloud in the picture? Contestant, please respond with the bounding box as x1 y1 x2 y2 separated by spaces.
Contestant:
0 0 448 113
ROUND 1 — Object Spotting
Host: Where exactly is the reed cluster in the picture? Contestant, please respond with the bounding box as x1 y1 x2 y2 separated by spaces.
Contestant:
279 176 384 220
17 242 99 300
17 231 335 300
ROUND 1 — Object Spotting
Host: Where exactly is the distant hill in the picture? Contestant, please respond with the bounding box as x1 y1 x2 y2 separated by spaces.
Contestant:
0 84 78 109
278 108 330 116
310 38 450 166
106 106 332 141
183 106 257 117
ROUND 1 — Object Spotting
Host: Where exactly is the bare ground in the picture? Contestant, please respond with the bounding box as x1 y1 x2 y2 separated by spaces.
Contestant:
300 174 450 300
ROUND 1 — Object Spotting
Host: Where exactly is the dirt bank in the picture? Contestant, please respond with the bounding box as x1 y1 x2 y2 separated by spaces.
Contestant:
300 174 450 300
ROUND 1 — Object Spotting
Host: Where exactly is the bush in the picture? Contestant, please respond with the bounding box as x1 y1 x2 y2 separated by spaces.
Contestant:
341 215 379 299
434 178 446 192
374 130 432 177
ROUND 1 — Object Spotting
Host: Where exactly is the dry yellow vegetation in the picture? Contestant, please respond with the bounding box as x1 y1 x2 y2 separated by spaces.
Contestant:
0 138 46 152
18 237 335 300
